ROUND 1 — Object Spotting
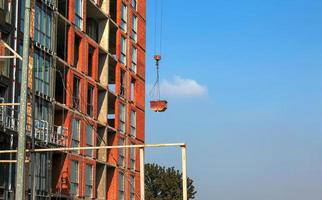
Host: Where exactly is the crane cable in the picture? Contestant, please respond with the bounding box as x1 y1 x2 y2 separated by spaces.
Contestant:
150 0 164 101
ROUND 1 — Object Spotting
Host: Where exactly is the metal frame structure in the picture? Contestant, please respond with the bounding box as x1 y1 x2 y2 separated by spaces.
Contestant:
0 143 189 200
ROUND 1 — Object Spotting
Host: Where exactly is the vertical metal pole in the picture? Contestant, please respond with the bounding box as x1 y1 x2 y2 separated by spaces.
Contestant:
8 0 20 195
181 145 188 200
16 0 32 199
139 148 145 200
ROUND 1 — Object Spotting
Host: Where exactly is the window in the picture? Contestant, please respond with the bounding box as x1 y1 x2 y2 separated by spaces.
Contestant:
33 50 51 96
72 119 80 152
131 46 137 73
120 70 126 97
130 175 135 200
131 15 137 42
75 0 83 30
86 125 93 157
74 35 81 67
130 110 136 137
119 104 125 133
132 0 137 10
73 76 80 109
33 153 49 193
131 46 138 73
70 160 79 196
87 18 98 42
87 84 94 117
85 164 93 197
118 172 125 200
130 80 135 102
34 2 53 49
35 99 50 122
120 36 126 64
130 144 135 170
88 46 94 77
121 4 127 31
118 138 124 167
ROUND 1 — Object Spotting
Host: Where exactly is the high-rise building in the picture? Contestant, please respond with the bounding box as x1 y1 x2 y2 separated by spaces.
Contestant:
0 0 146 199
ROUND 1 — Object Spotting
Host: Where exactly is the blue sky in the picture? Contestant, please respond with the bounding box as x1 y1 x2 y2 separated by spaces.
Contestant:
144 0 322 199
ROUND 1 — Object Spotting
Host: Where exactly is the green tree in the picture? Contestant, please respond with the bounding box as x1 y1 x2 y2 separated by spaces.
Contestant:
145 163 197 200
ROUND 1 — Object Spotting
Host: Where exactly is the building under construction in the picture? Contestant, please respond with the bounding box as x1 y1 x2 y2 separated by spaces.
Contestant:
0 0 146 199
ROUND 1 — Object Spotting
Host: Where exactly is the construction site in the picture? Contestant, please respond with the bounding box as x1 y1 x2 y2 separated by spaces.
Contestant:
0 0 149 199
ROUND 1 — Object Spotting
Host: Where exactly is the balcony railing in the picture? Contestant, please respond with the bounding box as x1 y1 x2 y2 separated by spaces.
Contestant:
34 120 68 147
0 104 68 147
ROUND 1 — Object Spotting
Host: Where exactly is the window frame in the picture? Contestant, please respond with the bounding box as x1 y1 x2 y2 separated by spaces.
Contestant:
132 0 137 10
131 15 137 42
120 36 127 65
70 160 79 196
71 118 80 153
121 3 127 31
130 142 135 170
87 84 94 117
131 46 137 73
34 1 53 49
85 125 94 157
73 76 80 109
118 138 125 167
130 110 136 137
85 164 93 198
119 104 125 133
130 175 135 200
75 0 83 30
118 171 125 200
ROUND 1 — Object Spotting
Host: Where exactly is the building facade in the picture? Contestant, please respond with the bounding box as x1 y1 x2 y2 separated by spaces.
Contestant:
0 0 146 199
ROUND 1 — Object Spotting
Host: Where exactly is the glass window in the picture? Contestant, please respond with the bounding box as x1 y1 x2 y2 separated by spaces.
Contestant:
34 2 53 49
119 104 125 133
120 36 126 64
72 119 80 153
86 125 93 157
121 4 127 31
73 76 80 109
131 46 137 73
130 144 135 170
130 110 136 137
75 0 83 30
118 172 124 200
130 175 135 200
85 164 93 197
70 160 79 196
33 153 49 193
35 99 51 122
132 0 137 10
87 84 94 117
33 50 52 96
131 15 137 42
120 70 126 97
130 80 135 101
118 138 124 167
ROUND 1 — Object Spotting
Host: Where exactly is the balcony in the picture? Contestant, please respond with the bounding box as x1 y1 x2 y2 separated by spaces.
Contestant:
0 104 68 147
0 104 21 132
34 120 68 147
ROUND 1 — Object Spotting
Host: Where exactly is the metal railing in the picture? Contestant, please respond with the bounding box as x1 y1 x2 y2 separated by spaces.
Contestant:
0 104 68 147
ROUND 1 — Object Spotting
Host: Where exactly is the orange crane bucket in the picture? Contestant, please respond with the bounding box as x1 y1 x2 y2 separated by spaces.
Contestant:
150 100 168 112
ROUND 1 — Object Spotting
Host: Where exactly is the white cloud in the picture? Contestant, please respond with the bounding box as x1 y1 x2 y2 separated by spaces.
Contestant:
158 76 208 97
